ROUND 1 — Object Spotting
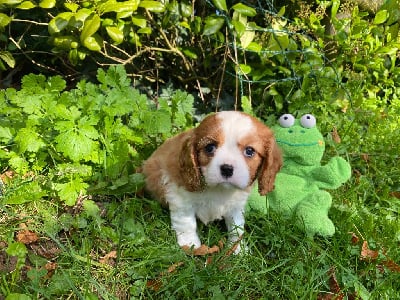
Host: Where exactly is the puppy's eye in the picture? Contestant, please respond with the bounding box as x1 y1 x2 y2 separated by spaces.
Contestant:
204 143 217 156
244 146 256 158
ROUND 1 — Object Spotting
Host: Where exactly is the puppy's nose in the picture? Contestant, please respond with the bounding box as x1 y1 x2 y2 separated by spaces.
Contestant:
220 164 234 178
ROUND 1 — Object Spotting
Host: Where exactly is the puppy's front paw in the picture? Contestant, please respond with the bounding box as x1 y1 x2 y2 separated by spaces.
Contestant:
176 232 201 250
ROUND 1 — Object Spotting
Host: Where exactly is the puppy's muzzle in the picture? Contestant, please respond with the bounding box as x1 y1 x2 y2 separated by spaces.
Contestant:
220 164 234 178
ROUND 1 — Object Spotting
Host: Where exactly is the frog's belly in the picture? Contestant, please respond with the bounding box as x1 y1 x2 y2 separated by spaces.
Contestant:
268 173 317 213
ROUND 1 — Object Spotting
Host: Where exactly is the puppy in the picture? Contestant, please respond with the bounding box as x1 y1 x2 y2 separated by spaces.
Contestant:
142 111 282 253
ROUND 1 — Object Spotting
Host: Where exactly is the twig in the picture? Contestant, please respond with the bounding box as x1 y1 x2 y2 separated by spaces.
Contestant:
11 18 48 26
144 9 204 102
9 36 59 74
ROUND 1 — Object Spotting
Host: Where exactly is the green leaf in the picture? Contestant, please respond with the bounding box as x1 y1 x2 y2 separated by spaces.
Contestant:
82 199 100 218
8 154 30 174
246 41 262 52
11 94 42 114
138 1 165 13
48 12 73 35
0 60 6 71
5 293 32 300
0 126 13 143
82 34 103 51
64 2 79 12
211 0 227 12
277 5 286 17
55 177 89 206
0 0 23 5
100 0 140 14
16 0 36 9
142 110 172 134
96 65 131 88
55 163 93 179
50 35 79 50
68 49 85 65
180 2 192 18
106 26 124 44
15 127 46 153
0 51 15 68
241 96 252 115
0 13 12 28
232 19 246 36
236 64 251 75
102 91 135 116
131 15 146 28
170 90 194 127
80 13 101 43
331 0 340 19
137 27 151 34
4 180 46 204
6 242 27 259
240 30 255 48
71 9 92 28
374 10 388 24
39 0 55 8
203 16 225 36
181 47 198 59
268 33 290 51
354 281 371 300
232 3 257 17
54 126 99 162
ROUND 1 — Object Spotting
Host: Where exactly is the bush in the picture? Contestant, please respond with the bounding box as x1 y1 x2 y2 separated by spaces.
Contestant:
0 65 194 205
1 0 397 112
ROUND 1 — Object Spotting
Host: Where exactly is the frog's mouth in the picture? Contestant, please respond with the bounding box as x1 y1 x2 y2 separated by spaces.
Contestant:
277 139 324 147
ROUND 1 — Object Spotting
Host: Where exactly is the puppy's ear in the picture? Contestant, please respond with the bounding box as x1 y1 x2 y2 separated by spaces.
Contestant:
179 136 203 192
258 138 283 195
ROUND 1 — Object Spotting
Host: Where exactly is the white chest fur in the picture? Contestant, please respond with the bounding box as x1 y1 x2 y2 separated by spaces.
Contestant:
163 175 249 250
166 182 250 224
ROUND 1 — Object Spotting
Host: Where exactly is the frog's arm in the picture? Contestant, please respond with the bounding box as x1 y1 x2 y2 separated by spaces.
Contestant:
310 156 351 189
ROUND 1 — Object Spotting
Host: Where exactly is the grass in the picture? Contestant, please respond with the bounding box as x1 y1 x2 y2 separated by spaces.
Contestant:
1 168 400 299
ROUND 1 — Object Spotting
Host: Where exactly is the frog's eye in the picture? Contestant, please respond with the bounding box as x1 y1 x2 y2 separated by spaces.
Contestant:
279 114 295 128
300 114 316 128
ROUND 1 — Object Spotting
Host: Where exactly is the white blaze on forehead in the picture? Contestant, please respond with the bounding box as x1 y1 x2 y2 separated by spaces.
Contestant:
198 111 254 189
217 111 255 141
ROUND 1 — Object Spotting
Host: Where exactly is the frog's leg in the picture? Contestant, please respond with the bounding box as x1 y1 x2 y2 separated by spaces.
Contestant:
295 190 335 237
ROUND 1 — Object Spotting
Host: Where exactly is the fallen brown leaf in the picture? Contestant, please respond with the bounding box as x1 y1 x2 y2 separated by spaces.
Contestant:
360 241 379 261
44 262 57 279
99 250 117 265
349 232 360 245
389 191 400 199
16 230 38 244
30 240 61 259
146 278 163 292
359 240 400 274
147 262 185 292
166 262 185 273
384 259 400 273
318 267 344 300
181 244 220 256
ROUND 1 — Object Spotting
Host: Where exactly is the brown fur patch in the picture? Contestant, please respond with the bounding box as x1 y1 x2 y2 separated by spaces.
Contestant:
142 130 200 206
236 113 283 195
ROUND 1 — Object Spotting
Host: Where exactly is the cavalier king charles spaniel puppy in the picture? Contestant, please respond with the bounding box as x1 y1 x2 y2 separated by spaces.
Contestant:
142 111 282 253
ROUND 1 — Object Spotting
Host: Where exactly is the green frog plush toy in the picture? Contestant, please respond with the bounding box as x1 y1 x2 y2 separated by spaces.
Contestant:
248 114 351 237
